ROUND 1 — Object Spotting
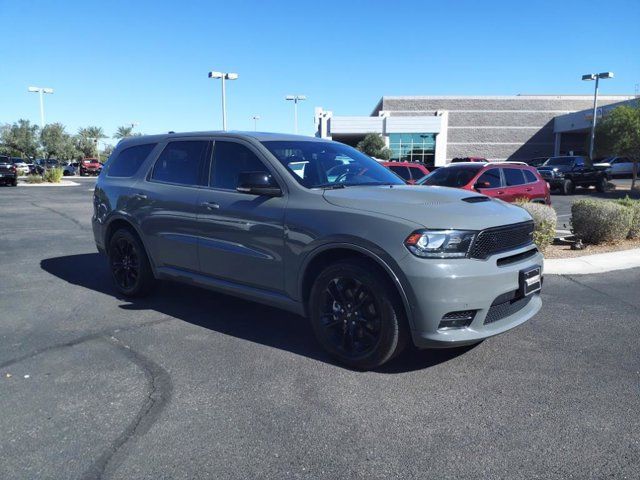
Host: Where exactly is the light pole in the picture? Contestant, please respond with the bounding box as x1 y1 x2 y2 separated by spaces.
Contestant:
285 95 306 134
582 72 614 160
251 115 260 131
27 86 54 129
208 71 238 131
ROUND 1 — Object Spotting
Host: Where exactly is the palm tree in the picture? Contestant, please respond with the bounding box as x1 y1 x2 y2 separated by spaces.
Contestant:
78 126 106 159
113 125 134 139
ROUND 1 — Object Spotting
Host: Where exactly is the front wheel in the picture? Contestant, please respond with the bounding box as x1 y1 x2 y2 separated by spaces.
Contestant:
595 176 607 193
309 260 406 370
108 229 155 297
561 179 575 195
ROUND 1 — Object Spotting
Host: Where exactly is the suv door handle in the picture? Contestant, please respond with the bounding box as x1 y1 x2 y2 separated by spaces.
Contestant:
497 191 505 195
201 201 220 210
133 193 147 200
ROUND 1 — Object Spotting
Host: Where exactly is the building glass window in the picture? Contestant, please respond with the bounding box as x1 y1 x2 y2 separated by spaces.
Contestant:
388 133 436 165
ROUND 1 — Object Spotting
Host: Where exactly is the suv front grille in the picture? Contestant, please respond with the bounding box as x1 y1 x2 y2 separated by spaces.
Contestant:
484 295 533 325
470 221 534 259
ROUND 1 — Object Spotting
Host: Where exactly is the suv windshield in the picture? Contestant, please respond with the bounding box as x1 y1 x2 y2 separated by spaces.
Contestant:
544 157 576 166
419 165 482 187
262 141 403 188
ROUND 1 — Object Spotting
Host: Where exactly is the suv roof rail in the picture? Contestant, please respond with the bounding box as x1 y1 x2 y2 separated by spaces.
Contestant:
492 161 528 165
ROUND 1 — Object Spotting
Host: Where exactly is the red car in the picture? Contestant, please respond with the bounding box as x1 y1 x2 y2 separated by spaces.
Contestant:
380 161 430 184
79 158 102 176
419 162 551 205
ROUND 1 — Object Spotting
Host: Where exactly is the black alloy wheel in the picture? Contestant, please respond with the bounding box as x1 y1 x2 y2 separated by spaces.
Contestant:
108 229 155 297
320 276 382 357
309 260 406 370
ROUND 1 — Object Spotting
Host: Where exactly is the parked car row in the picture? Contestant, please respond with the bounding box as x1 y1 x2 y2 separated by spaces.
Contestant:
381 154 618 199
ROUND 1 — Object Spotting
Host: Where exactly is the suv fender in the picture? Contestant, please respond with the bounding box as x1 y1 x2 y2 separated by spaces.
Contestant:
296 238 417 330
103 213 158 275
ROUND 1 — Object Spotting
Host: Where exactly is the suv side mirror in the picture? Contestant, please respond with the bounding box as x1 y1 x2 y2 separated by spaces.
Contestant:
474 181 491 190
237 171 282 197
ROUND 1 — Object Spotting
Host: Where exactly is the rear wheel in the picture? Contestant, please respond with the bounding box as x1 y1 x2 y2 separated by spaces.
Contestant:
11 179 17 187
309 259 406 370
561 179 575 195
108 228 155 297
595 176 607 193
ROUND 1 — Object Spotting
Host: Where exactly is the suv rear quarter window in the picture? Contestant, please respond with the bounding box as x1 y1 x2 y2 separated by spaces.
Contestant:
523 169 538 183
107 143 156 177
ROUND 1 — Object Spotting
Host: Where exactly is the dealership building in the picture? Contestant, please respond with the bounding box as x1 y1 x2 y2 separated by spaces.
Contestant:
314 95 636 166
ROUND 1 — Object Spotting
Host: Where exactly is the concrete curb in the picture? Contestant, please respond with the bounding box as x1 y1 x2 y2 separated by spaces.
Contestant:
545 248 640 275
19 180 80 187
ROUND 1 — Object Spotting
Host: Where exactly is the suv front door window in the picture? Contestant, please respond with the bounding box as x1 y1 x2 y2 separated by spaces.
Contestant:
196 140 286 291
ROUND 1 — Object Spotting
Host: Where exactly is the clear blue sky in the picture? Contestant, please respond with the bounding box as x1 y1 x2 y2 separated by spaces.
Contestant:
2 0 638 143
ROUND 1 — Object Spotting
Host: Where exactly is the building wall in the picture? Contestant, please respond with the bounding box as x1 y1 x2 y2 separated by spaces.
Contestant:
378 96 633 161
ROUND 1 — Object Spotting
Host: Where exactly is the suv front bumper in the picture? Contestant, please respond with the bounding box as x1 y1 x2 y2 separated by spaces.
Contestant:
398 244 543 348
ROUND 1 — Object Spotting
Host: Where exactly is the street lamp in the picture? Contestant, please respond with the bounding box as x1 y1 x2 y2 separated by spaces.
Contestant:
582 71 614 160
285 95 306 134
208 71 238 131
251 115 260 131
27 86 54 128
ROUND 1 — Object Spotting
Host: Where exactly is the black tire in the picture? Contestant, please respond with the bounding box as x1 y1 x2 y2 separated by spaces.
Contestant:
11 180 17 187
308 259 407 370
561 179 575 195
595 176 607 193
108 228 155 297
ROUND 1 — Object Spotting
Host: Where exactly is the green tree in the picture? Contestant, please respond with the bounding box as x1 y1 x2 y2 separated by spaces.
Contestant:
41 123 72 160
356 133 392 160
595 104 640 190
0 119 40 159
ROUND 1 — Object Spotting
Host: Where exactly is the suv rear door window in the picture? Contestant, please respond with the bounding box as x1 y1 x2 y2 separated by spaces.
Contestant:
388 165 411 181
210 141 269 190
476 168 502 188
150 141 209 186
108 144 156 177
503 168 525 186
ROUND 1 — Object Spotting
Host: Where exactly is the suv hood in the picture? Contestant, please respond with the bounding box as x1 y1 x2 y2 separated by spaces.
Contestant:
323 185 532 230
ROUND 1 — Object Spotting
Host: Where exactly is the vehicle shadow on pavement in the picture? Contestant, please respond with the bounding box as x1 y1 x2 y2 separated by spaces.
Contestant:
41 253 473 373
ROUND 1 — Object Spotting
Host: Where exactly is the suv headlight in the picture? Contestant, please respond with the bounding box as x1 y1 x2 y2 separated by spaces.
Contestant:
404 229 476 258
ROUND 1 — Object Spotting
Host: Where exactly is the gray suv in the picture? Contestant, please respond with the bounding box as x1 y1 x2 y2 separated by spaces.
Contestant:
93 132 543 369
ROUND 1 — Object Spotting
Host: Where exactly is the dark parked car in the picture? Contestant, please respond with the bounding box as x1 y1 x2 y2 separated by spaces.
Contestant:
537 156 609 195
93 132 542 369
0 155 18 186
380 161 430 184
524 157 549 167
30 159 60 175
419 162 550 205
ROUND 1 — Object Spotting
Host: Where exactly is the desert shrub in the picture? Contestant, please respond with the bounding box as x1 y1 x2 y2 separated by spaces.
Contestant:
43 167 64 183
25 174 43 184
615 196 640 239
514 201 557 252
571 199 633 244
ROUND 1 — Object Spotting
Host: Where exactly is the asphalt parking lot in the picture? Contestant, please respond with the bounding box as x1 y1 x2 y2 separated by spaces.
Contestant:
1 178 639 479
